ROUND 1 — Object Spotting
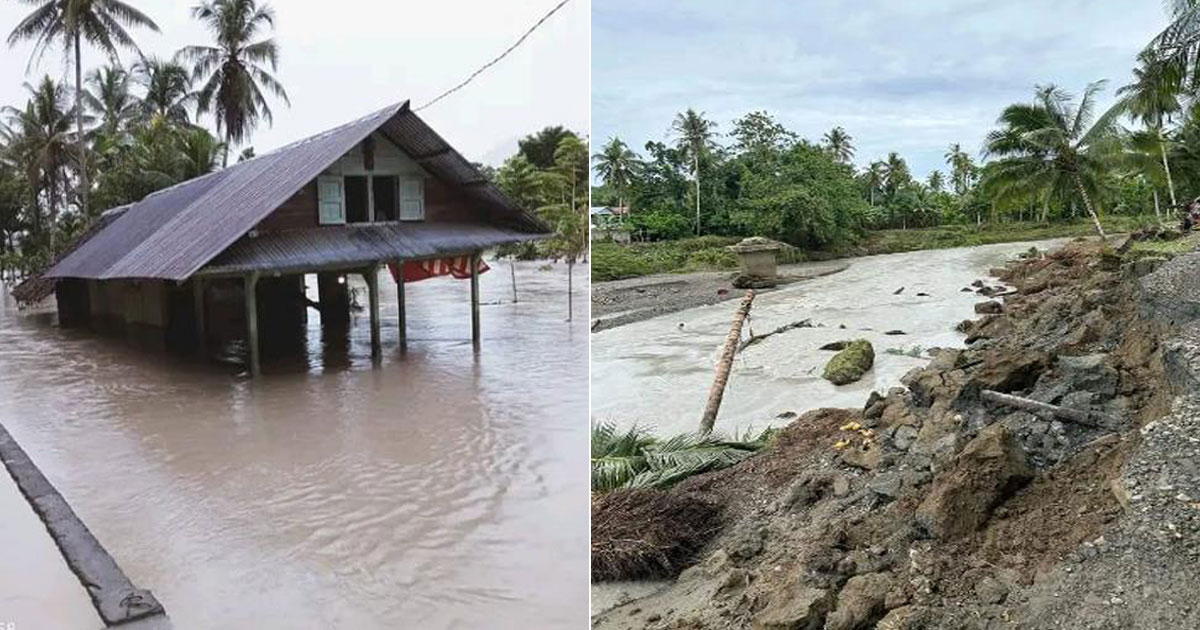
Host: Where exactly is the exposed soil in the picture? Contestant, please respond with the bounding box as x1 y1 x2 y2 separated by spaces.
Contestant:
593 238 1200 630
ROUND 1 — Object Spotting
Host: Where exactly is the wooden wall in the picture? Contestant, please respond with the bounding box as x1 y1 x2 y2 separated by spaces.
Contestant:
254 132 485 233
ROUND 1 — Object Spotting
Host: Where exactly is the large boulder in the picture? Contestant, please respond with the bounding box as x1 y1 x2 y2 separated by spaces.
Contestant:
914 424 1034 539
824 572 894 630
823 340 875 385
754 582 834 630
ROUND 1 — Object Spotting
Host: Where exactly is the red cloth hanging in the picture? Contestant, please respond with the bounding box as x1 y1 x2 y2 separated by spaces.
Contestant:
387 256 490 283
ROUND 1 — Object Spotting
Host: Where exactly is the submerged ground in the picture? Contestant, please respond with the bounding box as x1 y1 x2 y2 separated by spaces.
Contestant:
0 260 588 629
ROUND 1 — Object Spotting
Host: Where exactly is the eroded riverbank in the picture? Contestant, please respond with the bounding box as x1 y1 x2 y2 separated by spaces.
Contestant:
0 260 588 629
592 237 1200 629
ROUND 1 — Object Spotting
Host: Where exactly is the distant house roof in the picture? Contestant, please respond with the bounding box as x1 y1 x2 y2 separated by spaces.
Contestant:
590 207 614 216
42 101 547 283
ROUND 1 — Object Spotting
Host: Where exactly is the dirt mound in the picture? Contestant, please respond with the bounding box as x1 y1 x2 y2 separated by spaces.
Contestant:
594 239 1189 630
591 488 720 581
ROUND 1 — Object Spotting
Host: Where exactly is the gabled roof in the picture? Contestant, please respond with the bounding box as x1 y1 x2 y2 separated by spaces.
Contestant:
45 101 547 282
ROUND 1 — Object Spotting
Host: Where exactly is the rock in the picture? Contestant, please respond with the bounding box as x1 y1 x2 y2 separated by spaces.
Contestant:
832 475 851 497
974 300 1003 314
753 584 833 630
821 340 853 351
875 606 917 630
863 391 886 419
1056 354 1119 397
961 287 973 293
971 280 984 288
823 340 875 385
885 330 907 335
915 424 1034 539
841 440 883 470
974 575 1009 604
869 472 903 499
825 572 894 630
967 351 1048 394
734 274 779 289
892 425 918 451
916 292 931 297
777 411 798 420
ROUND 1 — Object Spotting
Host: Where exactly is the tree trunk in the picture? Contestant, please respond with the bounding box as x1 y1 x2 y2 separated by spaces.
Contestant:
222 131 231 168
699 291 755 434
567 259 573 321
1160 133 1177 209
74 33 88 222
694 153 701 236
1154 188 1162 225
1073 173 1107 242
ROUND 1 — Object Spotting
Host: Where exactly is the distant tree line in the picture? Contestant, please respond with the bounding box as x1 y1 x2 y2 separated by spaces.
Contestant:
592 3 1200 246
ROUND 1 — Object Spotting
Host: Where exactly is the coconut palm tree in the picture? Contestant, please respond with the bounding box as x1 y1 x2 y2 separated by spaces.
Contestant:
983 82 1125 241
178 0 288 167
1148 1 1200 86
84 65 138 138
882 152 910 198
178 126 224 179
3 77 75 243
135 57 196 125
6 0 159 217
1117 50 1184 208
669 108 717 235
865 160 886 206
944 143 973 195
822 126 854 164
927 170 946 193
591 137 639 211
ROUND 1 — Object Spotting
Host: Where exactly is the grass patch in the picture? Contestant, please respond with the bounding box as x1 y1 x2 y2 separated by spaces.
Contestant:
1125 231 1200 259
592 217 1161 282
858 216 1157 257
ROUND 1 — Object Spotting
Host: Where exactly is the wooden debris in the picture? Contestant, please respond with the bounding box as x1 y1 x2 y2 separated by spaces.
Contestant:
980 389 1109 428
700 290 755 434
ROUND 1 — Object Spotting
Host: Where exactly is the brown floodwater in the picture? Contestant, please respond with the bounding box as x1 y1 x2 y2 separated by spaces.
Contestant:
0 260 589 629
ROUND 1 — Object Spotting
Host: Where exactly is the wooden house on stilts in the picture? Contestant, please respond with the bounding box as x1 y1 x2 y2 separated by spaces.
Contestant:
12 101 550 375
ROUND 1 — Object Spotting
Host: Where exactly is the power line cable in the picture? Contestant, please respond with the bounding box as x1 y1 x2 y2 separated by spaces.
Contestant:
415 0 573 112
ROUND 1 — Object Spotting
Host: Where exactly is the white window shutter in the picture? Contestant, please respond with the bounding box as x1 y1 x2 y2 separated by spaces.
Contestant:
400 178 425 221
318 176 346 225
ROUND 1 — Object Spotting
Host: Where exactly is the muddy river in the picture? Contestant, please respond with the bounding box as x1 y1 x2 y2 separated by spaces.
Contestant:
591 240 1067 437
0 260 588 629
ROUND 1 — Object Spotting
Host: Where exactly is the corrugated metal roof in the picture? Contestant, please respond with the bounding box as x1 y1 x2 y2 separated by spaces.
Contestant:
10 205 131 303
44 101 547 282
200 223 547 276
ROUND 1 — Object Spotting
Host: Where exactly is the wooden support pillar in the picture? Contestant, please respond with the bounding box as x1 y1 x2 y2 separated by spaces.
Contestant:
395 260 407 351
193 277 206 357
470 251 481 348
364 265 381 361
245 272 261 377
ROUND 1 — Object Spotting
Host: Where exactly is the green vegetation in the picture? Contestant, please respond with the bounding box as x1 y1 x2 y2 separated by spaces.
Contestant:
858 215 1155 257
592 5 1200 267
822 339 875 385
591 422 773 494
0 0 287 281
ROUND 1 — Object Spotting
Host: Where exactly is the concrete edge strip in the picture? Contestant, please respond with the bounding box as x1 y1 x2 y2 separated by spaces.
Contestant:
0 422 165 626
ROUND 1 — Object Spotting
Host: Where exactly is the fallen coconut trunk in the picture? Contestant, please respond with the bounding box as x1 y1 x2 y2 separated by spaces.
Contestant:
980 389 1107 428
700 290 755 434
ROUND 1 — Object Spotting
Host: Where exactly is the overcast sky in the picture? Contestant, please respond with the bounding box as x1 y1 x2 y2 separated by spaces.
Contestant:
594 0 1168 180
0 0 588 167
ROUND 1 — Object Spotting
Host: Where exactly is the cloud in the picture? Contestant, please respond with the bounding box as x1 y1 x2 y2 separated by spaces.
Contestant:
594 0 1166 178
